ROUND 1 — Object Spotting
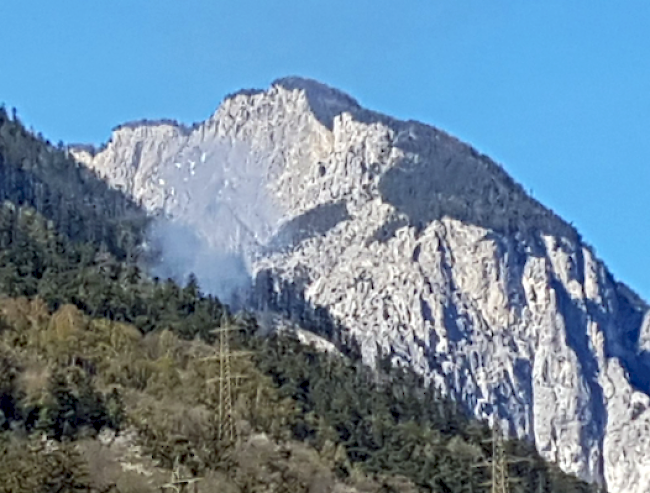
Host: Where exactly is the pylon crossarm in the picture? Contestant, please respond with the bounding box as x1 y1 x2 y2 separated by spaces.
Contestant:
207 374 248 383
475 456 532 466
162 479 202 487
200 351 254 361
472 460 493 468
209 326 244 334
505 457 535 464
482 428 506 440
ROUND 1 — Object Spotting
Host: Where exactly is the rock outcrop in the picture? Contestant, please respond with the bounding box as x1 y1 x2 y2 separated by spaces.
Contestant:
71 77 650 492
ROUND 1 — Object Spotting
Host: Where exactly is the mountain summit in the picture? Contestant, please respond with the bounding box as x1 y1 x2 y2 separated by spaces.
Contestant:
72 77 650 492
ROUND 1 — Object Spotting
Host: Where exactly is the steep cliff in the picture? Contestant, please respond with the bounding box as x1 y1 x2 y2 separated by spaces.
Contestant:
71 77 650 492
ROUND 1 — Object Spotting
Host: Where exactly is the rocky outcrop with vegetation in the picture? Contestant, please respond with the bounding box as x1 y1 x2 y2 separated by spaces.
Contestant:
0 198 595 492
69 78 650 493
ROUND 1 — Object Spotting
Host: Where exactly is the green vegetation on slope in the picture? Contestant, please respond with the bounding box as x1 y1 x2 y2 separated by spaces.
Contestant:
0 199 599 492
0 105 147 261
0 113 601 492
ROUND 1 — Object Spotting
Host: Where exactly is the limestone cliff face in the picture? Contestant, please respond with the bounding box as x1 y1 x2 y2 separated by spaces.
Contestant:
72 77 650 492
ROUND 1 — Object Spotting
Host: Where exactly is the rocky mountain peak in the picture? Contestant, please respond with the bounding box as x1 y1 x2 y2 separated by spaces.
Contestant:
272 76 361 127
70 78 650 493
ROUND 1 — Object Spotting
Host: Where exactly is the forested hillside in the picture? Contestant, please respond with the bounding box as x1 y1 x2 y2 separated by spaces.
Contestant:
0 106 147 261
0 110 601 492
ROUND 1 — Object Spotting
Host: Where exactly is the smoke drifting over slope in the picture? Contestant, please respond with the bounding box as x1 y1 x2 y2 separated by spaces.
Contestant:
142 138 282 303
73 79 650 493
146 219 251 302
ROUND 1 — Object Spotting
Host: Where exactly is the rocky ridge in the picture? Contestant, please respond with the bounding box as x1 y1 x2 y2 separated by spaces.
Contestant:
71 77 650 492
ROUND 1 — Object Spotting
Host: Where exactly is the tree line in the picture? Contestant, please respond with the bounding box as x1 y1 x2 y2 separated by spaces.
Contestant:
0 109 602 492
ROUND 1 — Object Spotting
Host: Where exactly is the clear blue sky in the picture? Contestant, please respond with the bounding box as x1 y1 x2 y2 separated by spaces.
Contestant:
1 1 649 300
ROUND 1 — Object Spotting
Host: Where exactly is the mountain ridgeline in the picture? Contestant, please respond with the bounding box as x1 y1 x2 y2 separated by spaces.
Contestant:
69 78 650 493
0 78 647 493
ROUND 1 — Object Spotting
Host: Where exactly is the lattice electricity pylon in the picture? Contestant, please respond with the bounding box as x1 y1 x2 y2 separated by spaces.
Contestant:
471 363 533 493
202 316 253 445
161 457 201 493
472 418 533 493
489 420 512 493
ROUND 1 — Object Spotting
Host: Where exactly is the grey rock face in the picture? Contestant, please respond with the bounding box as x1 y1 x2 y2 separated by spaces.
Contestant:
72 77 650 492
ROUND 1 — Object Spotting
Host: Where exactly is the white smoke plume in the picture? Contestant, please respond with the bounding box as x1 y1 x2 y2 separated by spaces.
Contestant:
142 137 283 304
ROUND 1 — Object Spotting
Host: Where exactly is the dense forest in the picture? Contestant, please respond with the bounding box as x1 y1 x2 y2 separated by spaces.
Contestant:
0 107 602 492
0 106 147 260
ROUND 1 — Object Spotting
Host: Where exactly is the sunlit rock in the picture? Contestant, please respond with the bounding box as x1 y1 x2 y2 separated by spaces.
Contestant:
72 77 650 493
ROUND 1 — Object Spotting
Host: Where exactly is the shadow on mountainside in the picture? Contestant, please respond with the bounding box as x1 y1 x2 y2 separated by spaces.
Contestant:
271 77 650 401
375 125 579 243
0 110 147 257
274 77 576 241
265 201 351 253
263 80 578 258
551 276 606 478
598 287 650 394
250 268 362 360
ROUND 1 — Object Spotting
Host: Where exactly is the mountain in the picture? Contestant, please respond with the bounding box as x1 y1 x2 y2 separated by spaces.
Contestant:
71 77 650 493
0 93 600 492
0 196 595 492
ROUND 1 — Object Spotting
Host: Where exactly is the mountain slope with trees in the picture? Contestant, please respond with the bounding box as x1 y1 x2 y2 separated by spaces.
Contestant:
0 105 147 261
0 112 600 491
69 78 650 492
